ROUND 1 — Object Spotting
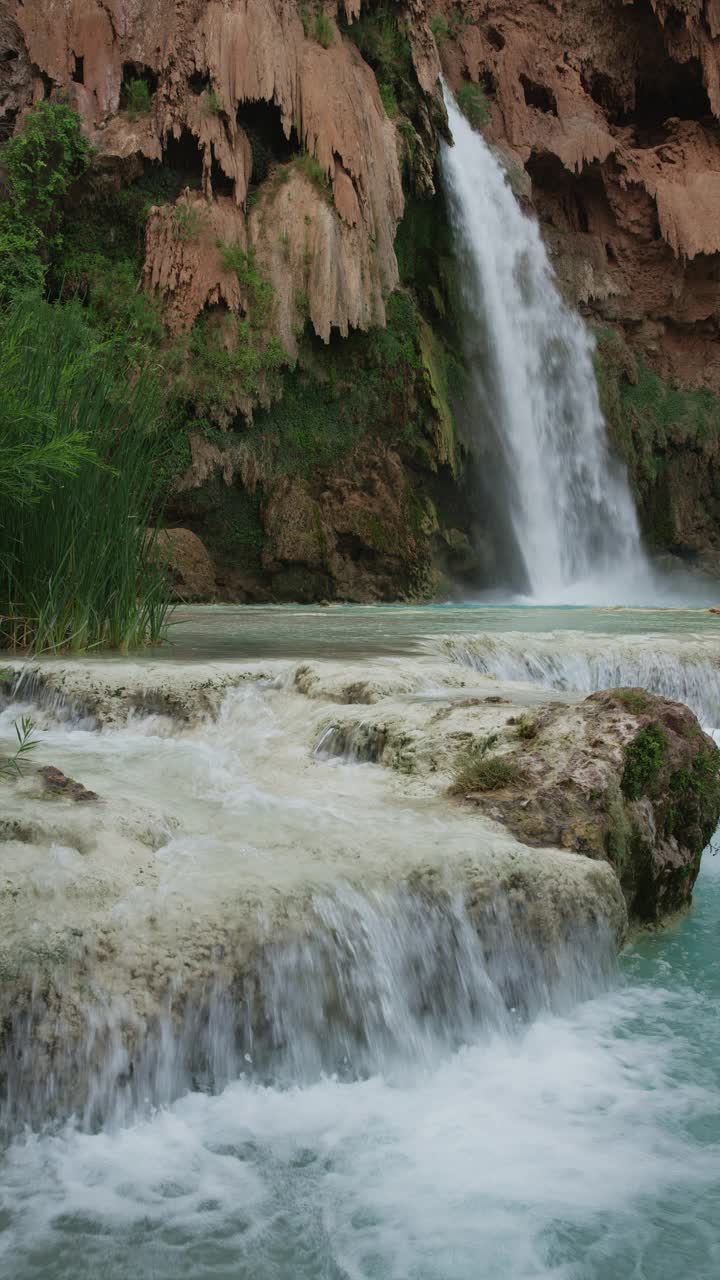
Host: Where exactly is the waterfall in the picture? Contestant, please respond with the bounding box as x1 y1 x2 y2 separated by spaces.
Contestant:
441 91 652 603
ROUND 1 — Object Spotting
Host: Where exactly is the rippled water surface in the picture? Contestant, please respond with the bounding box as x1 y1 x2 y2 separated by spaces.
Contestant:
128 602 720 661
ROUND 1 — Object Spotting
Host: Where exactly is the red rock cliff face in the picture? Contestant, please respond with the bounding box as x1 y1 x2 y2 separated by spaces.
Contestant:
437 0 720 393
4 0 720 589
5 0 417 350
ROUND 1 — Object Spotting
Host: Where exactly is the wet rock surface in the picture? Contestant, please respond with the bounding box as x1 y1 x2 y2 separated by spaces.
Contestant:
38 765 99 803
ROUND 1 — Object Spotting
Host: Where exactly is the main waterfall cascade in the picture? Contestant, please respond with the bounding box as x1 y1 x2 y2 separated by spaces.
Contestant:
441 92 653 603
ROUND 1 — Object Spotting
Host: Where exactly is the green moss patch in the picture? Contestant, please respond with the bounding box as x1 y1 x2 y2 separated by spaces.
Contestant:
621 722 667 800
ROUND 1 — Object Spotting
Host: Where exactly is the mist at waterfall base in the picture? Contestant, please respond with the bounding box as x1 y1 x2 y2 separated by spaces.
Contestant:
3 621 720 1279
440 92 711 607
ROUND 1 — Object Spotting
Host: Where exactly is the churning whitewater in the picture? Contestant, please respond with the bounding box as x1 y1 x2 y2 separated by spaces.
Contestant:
441 91 650 603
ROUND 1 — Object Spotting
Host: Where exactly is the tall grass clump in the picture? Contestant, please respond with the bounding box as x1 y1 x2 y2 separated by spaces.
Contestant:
450 734 518 794
314 11 334 48
0 295 171 652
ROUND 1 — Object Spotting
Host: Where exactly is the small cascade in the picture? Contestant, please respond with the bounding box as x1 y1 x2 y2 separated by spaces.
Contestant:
0 887 614 1135
441 91 652 603
440 631 720 726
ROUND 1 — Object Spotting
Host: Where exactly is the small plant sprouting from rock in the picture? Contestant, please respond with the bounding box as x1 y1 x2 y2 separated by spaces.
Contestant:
0 716 37 779
514 713 538 741
174 200 206 243
430 16 450 43
456 81 490 130
202 87 222 116
123 78 152 120
451 733 517 794
314 11 334 48
216 242 275 325
621 722 667 800
295 150 330 193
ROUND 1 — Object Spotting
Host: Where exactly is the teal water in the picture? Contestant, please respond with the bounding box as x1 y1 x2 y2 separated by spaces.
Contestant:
133 603 720 661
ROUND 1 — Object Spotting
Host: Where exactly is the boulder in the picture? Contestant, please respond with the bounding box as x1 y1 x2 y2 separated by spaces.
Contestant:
453 688 720 925
152 527 217 601
39 765 98 803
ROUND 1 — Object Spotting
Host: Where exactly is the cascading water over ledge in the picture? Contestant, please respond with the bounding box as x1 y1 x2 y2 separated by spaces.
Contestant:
437 631 720 727
441 88 653 604
0 887 615 1135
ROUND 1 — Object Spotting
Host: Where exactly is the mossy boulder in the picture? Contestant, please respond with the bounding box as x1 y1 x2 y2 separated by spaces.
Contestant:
455 687 719 925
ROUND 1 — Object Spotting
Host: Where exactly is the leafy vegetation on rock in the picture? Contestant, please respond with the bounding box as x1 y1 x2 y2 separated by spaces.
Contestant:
456 81 490 130
615 688 652 715
621 722 667 800
122 77 152 120
314 11 334 48
340 3 418 128
666 746 720 847
0 101 90 303
594 326 720 549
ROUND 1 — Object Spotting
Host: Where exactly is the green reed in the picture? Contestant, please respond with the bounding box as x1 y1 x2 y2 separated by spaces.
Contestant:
0 295 171 652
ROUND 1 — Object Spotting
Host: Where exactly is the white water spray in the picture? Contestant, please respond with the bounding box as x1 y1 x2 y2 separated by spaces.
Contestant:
441 92 652 603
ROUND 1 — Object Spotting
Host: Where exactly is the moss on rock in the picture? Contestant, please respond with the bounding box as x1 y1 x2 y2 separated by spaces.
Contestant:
594 325 720 554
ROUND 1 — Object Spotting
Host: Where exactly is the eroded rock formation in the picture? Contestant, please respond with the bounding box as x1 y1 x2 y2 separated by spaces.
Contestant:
5 0 720 588
438 0 720 377
10 0 405 344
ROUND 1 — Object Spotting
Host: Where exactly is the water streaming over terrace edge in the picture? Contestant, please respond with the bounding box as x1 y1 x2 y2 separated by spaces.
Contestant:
441 90 652 603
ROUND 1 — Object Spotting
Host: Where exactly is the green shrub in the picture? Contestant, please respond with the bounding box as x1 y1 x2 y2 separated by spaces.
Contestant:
0 102 90 302
379 82 398 118
295 150 330 192
514 713 538 740
123 77 152 120
216 242 275 325
0 296 170 652
174 199 206 242
1 101 91 231
184 309 286 419
0 223 46 305
430 15 450 42
621 722 667 800
202 87 222 115
341 4 416 118
456 81 490 129
314 11 334 48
